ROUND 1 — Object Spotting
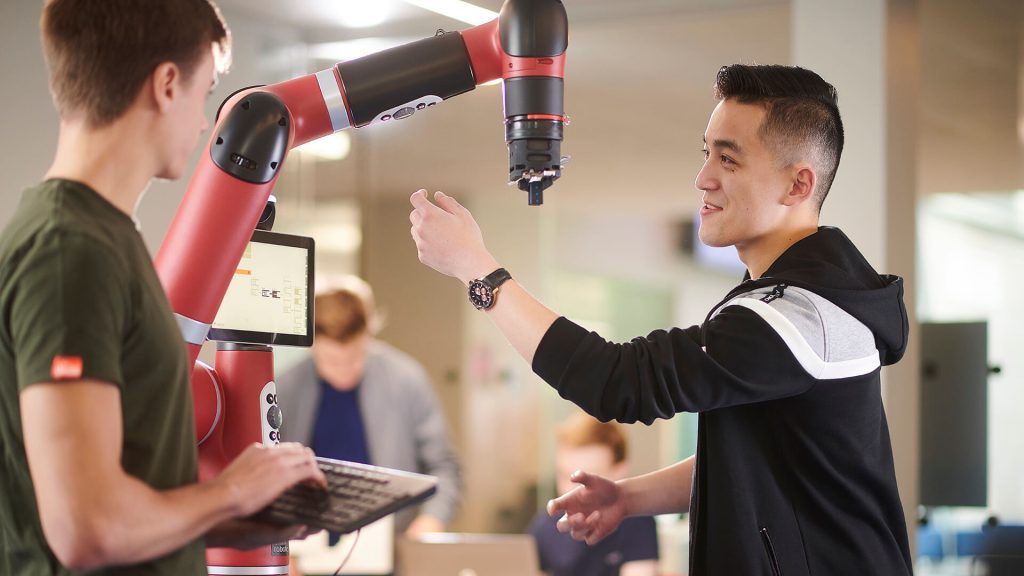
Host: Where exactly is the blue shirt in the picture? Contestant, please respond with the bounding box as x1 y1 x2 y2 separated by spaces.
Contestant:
311 378 372 545
311 378 371 466
529 512 659 576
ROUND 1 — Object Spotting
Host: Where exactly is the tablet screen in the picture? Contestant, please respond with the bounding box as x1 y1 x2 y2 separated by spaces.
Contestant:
208 230 314 347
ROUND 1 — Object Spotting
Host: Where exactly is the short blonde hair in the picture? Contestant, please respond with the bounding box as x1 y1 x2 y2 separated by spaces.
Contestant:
314 275 382 343
556 413 628 464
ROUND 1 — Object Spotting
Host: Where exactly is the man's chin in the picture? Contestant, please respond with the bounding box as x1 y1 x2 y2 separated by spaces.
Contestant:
697 228 731 248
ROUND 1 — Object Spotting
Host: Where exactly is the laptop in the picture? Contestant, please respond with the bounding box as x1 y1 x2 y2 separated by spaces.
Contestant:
397 533 542 576
289 515 394 575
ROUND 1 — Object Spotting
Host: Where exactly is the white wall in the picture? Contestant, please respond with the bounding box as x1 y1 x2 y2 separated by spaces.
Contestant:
0 1 60 220
0 4 305 252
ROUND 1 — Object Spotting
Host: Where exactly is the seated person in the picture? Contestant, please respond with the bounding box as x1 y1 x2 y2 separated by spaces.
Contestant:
529 413 659 576
277 276 462 539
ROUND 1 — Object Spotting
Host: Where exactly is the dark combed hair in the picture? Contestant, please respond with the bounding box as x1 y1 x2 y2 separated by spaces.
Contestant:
714 64 844 209
41 0 230 127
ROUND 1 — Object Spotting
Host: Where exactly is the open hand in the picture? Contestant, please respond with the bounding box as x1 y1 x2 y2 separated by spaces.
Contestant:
547 470 628 545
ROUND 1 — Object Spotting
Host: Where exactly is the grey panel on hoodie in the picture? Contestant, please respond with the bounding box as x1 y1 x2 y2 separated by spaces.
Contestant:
712 284 881 380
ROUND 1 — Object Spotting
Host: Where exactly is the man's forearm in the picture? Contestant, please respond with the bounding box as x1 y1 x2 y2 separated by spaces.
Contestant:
478 280 558 365
84 445 322 564
23 381 323 570
78 473 238 567
619 456 695 517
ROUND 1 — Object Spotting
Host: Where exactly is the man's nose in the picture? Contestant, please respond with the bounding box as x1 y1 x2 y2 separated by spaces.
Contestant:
694 161 716 192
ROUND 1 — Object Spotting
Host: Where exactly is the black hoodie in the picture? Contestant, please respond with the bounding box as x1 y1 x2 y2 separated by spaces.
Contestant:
533 227 913 576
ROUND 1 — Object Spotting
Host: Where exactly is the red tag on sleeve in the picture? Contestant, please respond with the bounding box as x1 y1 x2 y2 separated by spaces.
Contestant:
50 356 83 381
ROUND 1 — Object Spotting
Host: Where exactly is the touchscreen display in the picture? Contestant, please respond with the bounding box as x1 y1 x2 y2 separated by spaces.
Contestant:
208 230 314 347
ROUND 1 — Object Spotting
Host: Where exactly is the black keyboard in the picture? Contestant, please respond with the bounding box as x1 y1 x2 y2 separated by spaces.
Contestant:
257 457 438 534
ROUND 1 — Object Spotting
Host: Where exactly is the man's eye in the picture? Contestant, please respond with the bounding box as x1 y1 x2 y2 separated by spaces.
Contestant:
702 148 710 160
721 155 736 165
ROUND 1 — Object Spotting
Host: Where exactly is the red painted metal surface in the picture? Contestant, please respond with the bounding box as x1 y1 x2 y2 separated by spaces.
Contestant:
461 19 502 84
202 346 284 571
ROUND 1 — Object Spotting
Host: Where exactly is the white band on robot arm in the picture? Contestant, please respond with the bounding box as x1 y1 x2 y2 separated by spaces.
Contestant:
174 313 210 346
315 68 352 132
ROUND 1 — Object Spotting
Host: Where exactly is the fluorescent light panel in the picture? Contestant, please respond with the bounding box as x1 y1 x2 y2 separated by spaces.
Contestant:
308 37 416 62
329 0 396 28
402 0 498 25
295 132 351 161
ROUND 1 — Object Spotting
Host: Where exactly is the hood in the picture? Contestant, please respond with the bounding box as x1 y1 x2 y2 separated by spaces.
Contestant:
731 227 908 366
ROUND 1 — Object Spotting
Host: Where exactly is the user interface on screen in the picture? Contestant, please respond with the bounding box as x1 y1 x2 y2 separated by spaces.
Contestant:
208 230 314 347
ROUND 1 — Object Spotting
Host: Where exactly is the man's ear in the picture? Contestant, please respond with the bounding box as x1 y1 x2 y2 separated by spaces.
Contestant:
150 62 181 114
783 163 817 207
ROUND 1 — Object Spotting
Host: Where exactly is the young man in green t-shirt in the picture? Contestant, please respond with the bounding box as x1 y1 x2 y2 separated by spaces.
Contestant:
0 1 326 574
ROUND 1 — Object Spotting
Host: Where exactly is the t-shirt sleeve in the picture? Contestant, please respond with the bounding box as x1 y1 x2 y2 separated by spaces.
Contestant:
619 516 660 563
10 230 129 391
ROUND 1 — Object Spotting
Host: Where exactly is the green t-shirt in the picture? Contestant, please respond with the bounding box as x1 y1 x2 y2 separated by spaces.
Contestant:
0 179 205 575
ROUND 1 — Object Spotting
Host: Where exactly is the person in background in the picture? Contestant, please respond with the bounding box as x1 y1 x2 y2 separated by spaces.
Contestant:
530 413 658 576
0 1 325 575
277 276 462 539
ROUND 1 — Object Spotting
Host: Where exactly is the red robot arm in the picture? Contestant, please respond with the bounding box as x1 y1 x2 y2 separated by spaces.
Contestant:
155 1 567 573
158 0 569 372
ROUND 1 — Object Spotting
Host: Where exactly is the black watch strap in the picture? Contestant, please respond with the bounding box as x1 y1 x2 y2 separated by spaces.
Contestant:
482 267 512 290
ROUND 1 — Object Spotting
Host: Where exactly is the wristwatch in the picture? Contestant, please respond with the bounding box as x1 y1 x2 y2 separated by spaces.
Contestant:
468 268 512 310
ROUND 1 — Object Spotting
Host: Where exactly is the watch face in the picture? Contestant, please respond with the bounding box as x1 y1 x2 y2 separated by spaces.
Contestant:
468 279 495 310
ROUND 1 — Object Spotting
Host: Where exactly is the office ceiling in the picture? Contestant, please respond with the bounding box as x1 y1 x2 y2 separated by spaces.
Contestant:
216 0 788 39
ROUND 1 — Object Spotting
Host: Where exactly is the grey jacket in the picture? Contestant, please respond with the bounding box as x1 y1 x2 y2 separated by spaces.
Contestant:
275 340 462 533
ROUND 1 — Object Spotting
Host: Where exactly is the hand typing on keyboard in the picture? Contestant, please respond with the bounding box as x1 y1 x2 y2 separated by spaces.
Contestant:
216 442 328 518
257 457 438 534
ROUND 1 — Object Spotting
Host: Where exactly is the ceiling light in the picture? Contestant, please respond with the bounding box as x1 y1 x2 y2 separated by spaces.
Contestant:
402 0 498 26
295 132 351 162
308 37 416 62
332 0 394 28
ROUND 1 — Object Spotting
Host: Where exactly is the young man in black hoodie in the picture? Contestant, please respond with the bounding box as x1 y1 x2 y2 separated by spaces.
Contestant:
409 64 912 575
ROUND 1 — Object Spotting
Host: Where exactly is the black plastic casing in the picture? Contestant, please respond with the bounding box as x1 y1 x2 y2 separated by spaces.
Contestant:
337 32 477 127
499 0 568 57
210 92 291 185
499 0 568 205
504 77 564 204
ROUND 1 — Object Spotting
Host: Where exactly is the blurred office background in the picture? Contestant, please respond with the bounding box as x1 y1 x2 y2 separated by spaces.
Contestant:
2 0 1022 573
